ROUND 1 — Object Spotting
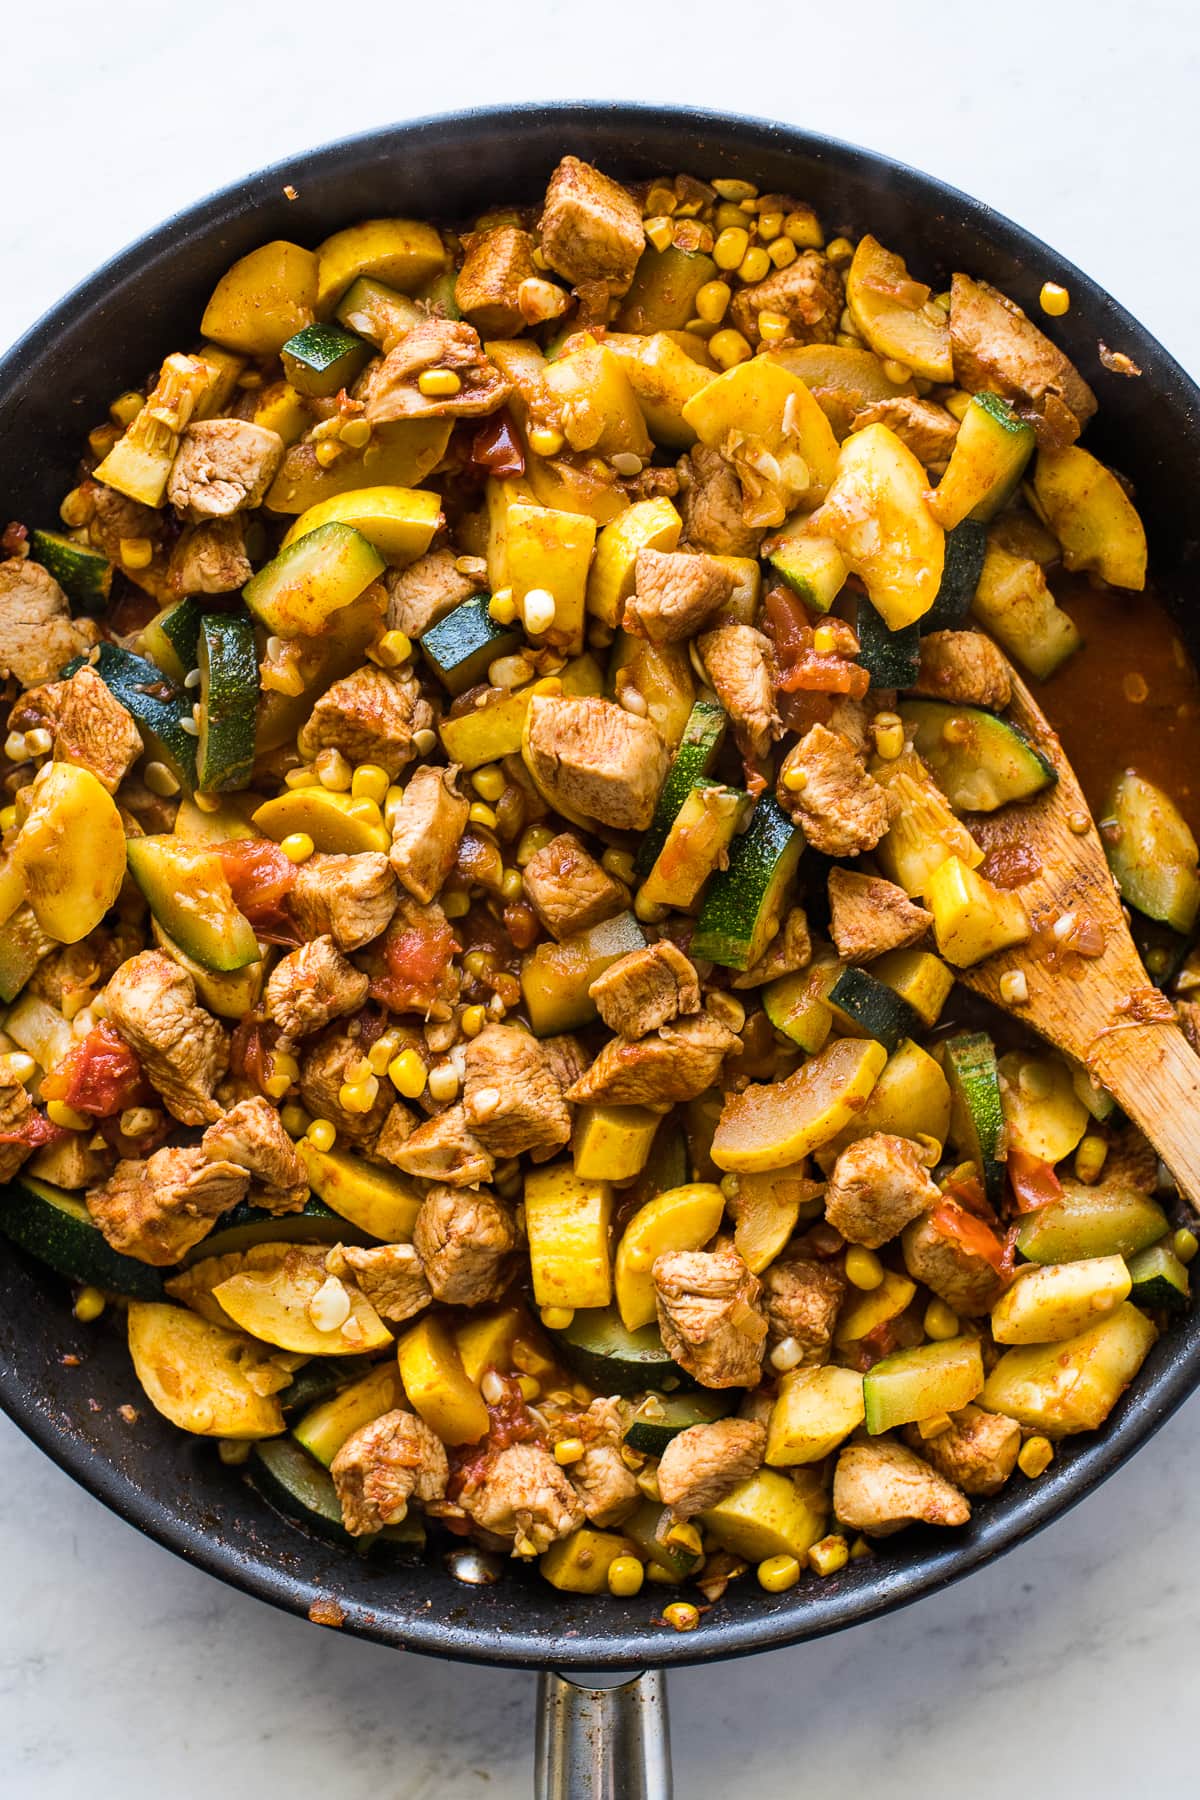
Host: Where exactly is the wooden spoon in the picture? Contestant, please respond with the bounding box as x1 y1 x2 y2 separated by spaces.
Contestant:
955 665 1200 1206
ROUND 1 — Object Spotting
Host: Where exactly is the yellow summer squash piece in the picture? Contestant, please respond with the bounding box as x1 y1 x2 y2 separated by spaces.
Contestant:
711 1038 888 1172
16 763 127 945
524 1165 614 1311
614 1182 726 1330
396 1315 489 1445
201 241 319 356
126 1302 286 1439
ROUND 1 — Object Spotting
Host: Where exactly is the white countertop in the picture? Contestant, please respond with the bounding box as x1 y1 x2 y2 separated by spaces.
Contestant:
3 3 1200 1793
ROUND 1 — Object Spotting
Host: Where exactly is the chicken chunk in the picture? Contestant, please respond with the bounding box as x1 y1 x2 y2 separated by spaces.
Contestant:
331 1409 449 1535
523 695 669 832
326 1242 431 1325
824 1133 942 1249
827 868 932 963
388 764 469 903
86 1145 248 1265
901 1203 1006 1316
851 396 960 469
102 951 227 1126
657 1418 767 1519
202 1095 308 1214
0 1071 36 1184
455 225 538 335
623 549 734 644
678 446 765 558
654 1249 766 1388
460 1441 585 1555
912 630 1012 710
539 1032 589 1093
363 319 510 423
21 666 143 794
299 1026 394 1148
290 852 398 952
385 548 479 639
27 926 130 1012
698 625 781 761
569 1444 640 1528
167 419 283 521
385 1102 494 1188
297 664 433 779
730 249 844 347
520 831 626 941
949 272 1097 448
731 906 812 989
902 1405 1021 1497
28 1130 116 1191
167 517 252 595
778 722 891 856
566 1010 739 1108
760 1255 845 1361
462 1023 572 1159
588 940 700 1038
413 1184 518 1306
538 156 644 296
834 1440 970 1536
0 559 98 688
80 480 164 570
264 935 369 1041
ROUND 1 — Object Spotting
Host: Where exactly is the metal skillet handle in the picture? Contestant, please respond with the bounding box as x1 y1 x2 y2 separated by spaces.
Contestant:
535 1669 672 1799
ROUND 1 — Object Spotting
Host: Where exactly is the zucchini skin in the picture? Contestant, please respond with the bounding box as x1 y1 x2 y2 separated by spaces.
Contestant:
922 519 986 631
943 1031 1006 1203
0 1176 164 1299
693 796 802 971
197 611 258 793
856 596 919 686
827 965 922 1055
63 642 197 790
420 595 521 696
548 1309 692 1396
28 529 112 610
634 698 726 880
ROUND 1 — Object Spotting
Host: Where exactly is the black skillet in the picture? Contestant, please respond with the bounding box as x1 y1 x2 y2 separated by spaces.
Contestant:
1 104 1198 1797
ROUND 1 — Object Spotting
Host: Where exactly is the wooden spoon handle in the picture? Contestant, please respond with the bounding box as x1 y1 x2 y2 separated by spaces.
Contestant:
1088 1015 1200 1209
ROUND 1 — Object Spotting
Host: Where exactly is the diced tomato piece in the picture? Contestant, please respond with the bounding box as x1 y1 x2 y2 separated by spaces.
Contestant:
777 651 870 697
369 915 458 1014
0 1110 69 1149
467 411 525 479
1006 1146 1064 1214
928 1200 1006 1274
763 584 813 665
941 1168 998 1224
40 1024 147 1119
215 839 297 938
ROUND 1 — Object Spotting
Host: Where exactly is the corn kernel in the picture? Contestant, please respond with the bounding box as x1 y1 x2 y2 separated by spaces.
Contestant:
441 889 470 919
426 1061 460 1104
0 806 18 833
871 716 905 761
314 440 342 468
709 329 752 370
388 1048 427 1099
845 1246 884 1290
417 368 462 397
306 1117 337 1152
374 628 412 668
522 587 557 635
812 623 838 655
881 359 912 385
767 237 798 271
351 763 390 805
849 1536 872 1561
737 246 771 285
757 1553 801 1592
825 236 855 265
1039 282 1070 317
662 1601 701 1632
279 831 314 864
1074 1134 1109 1185
540 1305 575 1331
468 802 498 831
71 1284 107 1323
808 1534 850 1577
339 417 371 449
783 208 824 249
1174 1227 1199 1264
47 1101 90 1131
1018 1436 1055 1478
782 767 808 794
665 1521 703 1556
516 825 555 866
713 226 751 271
924 1299 960 1340
280 1103 310 1138
713 177 758 202
944 390 973 422
756 309 792 343
338 1075 379 1115
471 765 506 803
757 210 785 242
601 847 636 886
88 424 120 460
488 590 518 626
500 867 524 901
695 280 732 325
59 487 92 528
608 1555 645 1598
644 215 674 254
999 969 1029 1006
315 747 352 791
553 1437 585 1466
119 537 154 570
460 1004 487 1038
517 1375 541 1401
918 1411 955 1440
527 424 565 457
110 390 144 428
366 1032 401 1076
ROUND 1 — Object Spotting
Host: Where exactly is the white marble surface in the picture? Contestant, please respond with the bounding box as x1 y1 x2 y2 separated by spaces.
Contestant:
4 2 1200 1793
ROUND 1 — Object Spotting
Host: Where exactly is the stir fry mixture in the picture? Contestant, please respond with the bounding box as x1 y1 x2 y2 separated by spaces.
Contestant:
1 154 1196 1622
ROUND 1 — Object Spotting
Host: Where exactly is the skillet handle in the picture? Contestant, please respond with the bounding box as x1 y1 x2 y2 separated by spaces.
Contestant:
534 1668 672 1799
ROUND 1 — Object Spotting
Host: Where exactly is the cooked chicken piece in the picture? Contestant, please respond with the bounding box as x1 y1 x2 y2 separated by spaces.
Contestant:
299 1026 394 1148
698 625 781 761
264 935 369 1041
537 156 644 295
520 831 626 941
16 667 143 795
912 630 1012 710
290 852 398 952
460 1441 586 1554
539 1033 589 1093
80 480 164 569
588 940 700 1038
569 1443 640 1528
851 396 960 468
825 1133 942 1249
102 951 227 1126
0 1071 36 1184
565 1010 739 1108
623 549 734 644
834 1440 971 1535
167 419 283 521
297 664 433 779
167 517 252 594
386 1102 494 1188
1177 998 1200 1055
385 548 478 639
657 1418 767 1519
901 1203 1006 1316
902 1405 1021 1497
827 868 932 963
730 250 844 347
0 558 98 688
28 1130 116 1190
202 1096 309 1214
949 272 1097 448
462 1023 572 1159
455 225 538 335
326 1242 431 1325
654 1248 766 1388
826 693 875 758
731 906 812 989
118 778 178 835
363 319 510 423
413 1183 517 1306
388 764 469 903
28 927 130 1012
1098 1127 1158 1194
778 722 891 856
523 695 669 832
678 446 765 558
760 1254 845 1361
331 1409 449 1535
86 1145 248 1265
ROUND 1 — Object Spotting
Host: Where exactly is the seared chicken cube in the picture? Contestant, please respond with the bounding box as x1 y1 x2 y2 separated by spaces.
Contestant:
363 319 511 423
14 666 144 795
462 1023 572 1160
678 446 764 558
912 630 1012 710
777 722 891 856
901 1203 1006 1316
833 1440 970 1535
761 1254 845 1362
730 250 843 347
455 225 538 335
102 951 228 1127
523 695 669 832
201 1095 309 1214
902 1404 1021 1497
290 852 398 952
297 664 433 780
949 272 1096 448
851 396 960 468
587 940 700 1038
565 1010 739 1108
331 1409 449 1535
299 1026 393 1148
537 156 645 295
520 831 626 941
326 1242 431 1325
653 1248 767 1388
827 868 932 963
385 548 478 639
657 1418 767 1519
459 1441 585 1554
388 764 469 904
0 558 98 688
385 1102 494 1188
167 517 252 594
86 1145 248 1265
167 419 283 520
264 935 369 1041
623 548 734 644
824 1133 942 1250
413 1183 518 1306
698 625 781 761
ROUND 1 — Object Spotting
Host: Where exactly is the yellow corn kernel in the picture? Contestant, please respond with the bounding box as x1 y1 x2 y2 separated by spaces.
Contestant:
662 1602 700 1632
644 215 674 254
73 1286 107 1323
460 1004 487 1038
665 1521 703 1556
757 210 785 242
737 246 771 285
366 1032 402 1076
1018 1436 1055 1479
808 1534 850 1577
109 390 144 428
1073 1134 1109 1185
417 368 462 398
314 440 342 468
351 763 390 806
119 537 154 570
768 237 798 270
315 747 353 791
442 889 470 919
849 1536 872 1561
374 629 412 669
279 831 314 864
553 1437 585 1466
845 1246 884 1291
500 867 524 901
517 1375 541 1401
388 1048 427 1099
488 590 518 627
881 359 912 385
306 1118 337 1152
695 279 732 325
756 309 791 343
757 1553 801 1593
923 1299 960 1340
812 623 839 655
784 208 824 248
918 1411 955 1440
713 201 749 232
713 177 758 202
709 329 752 370
463 950 496 979
782 767 808 794
471 764 507 803
527 424 565 457
540 1306 575 1331
601 847 636 886
468 802 498 830
713 226 751 270
280 1103 310 1138
944 390 973 422
607 1555 645 1598
0 806 19 832
59 487 92 528
871 714 905 761
516 825 554 866
1039 282 1070 317
88 424 120 460
825 235 855 265
1174 1227 1199 1265
338 1075 380 1115
338 417 371 449
46 1100 90 1131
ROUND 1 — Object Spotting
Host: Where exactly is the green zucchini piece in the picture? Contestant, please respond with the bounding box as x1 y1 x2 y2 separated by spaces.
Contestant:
187 1197 365 1263
1126 1240 1191 1313
922 519 987 631
762 954 837 1054
242 524 385 638
972 545 1081 681
334 277 423 349
250 1436 425 1553
624 1389 735 1455
63 642 197 790
634 698 727 879
280 323 371 399
897 699 1056 813
827 964 921 1055
0 1175 164 1299
1101 770 1200 935
943 1031 1006 1202
1015 1184 1168 1264
521 910 647 1035
0 906 55 1003
862 1336 984 1434
622 1496 701 1580
856 596 919 686
279 1358 371 1420
631 1118 690 1210
692 796 803 971
28 529 112 610
637 781 751 914
548 1308 690 1395
125 835 260 971
420 595 522 697
929 393 1036 529
197 612 258 793
867 947 953 1029
764 518 847 614
139 597 203 685
616 244 718 333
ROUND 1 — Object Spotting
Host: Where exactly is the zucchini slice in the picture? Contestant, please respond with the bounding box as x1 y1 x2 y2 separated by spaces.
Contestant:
281 486 443 563
765 1365 865 1465
139 596 203 686
128 1302 286 1438
972 544 1081 681
0 1175 164 1299
293 1362 403 1465
856 595 919 687
927 392 1036 530
242 523 385 637
862 1336 984 1433
334 276 424 348
921 519 987 631
624 1389 735 1456
548 1308 691 1395
28 529 112 610
637 781 751 915
943 1031 1006 1202
1033 445 1147 591
990 1257 1132 1344
897 699 1056 813
251 1436 425 1552
280 322 371 398
298 1143 422 1242
827 964 922 1055
622 1496 701 1581
762 954 838 1054
520 910 647 1036
764 518 847 614
1126 1240 1191 1313
1015 1184 1168 1264
692 796 803 972
0 906 55 1003
186 1197 360 1263
616 243 718 334
997 1049 1089 1165
981 1304 1157 1436
125 835 260 972
64 642 197 791
197 612 258 794
868 947 954 1028
634 698 727 880
420 595 522 696
1101 770 1200 934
